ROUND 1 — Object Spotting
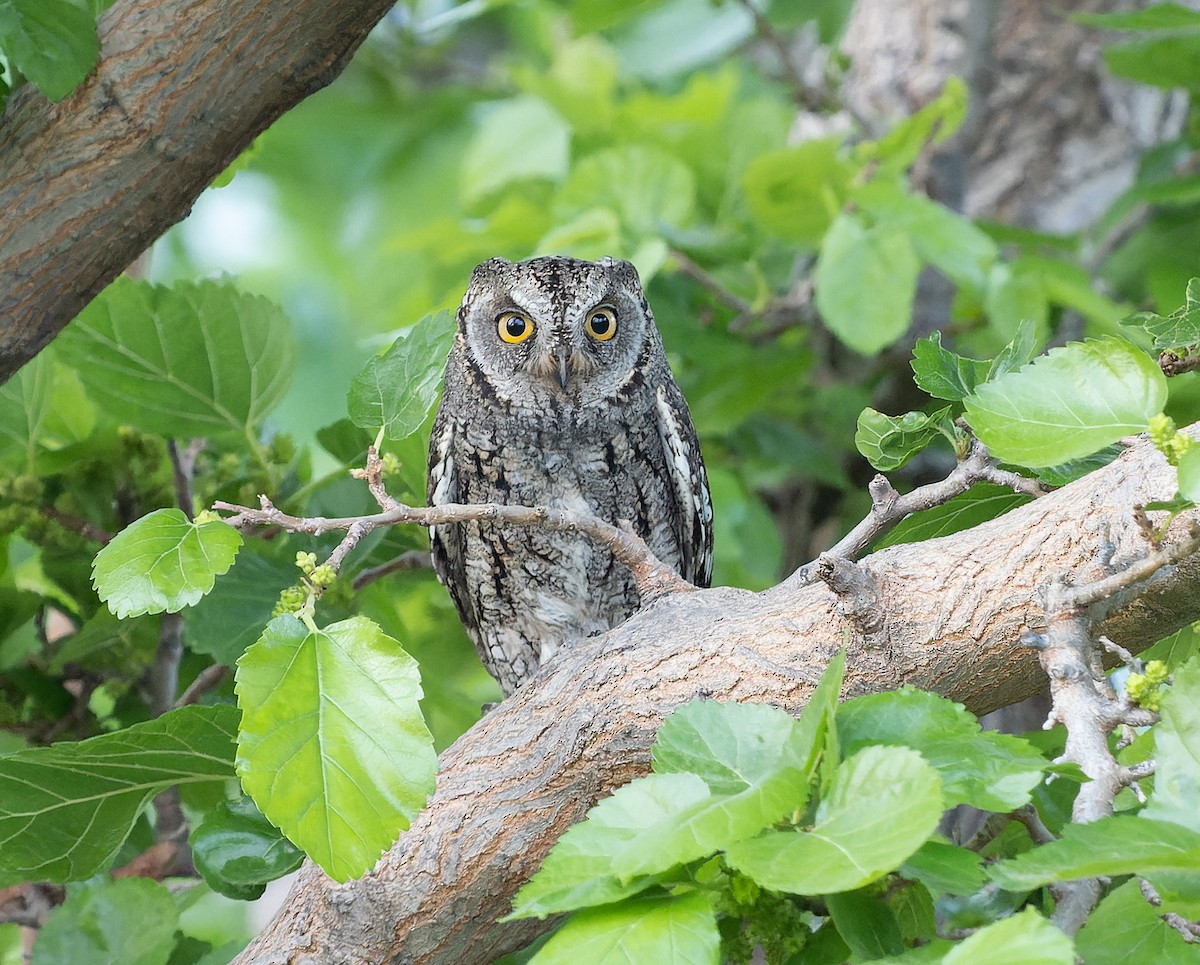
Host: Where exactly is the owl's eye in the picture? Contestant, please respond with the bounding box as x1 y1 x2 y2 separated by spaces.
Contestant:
498 311 535 344
584 307 618 342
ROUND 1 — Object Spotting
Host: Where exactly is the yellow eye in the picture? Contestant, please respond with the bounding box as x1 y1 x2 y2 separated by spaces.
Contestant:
585 307 618 342
498 311 534 344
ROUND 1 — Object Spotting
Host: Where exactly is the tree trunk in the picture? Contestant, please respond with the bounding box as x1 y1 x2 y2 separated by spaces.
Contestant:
236 431 1197 964
0 0 396 383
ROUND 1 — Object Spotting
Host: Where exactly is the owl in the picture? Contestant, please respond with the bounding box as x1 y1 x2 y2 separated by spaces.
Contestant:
427 255 713 695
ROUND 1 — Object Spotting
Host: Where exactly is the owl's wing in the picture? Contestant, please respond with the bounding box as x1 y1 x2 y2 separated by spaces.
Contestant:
654 382 714 588
426 407 484 645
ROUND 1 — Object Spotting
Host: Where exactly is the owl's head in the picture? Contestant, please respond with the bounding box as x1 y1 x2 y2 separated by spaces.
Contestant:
456 255 659 408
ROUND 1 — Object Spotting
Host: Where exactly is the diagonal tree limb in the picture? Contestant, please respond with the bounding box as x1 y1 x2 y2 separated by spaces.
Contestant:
0 0 396 382
236 430 1200 964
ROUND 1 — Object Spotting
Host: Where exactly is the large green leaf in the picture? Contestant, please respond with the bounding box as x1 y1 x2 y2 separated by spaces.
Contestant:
0 0 99 101
461 96 571 204
0 353 51 466
508 772 711 920
742 139 854 246
900 840 986 897
529 892 719 965
56 278 295 439
816 214 920 354
1075 879 1200 965
554 144 696 240
347 311 455 442
988 816 1200 890
31 877 179 965
724 745 942 895
943 909 1073 965
93 509 243 619
187 545 297 665
614 701 815 879
235 615 437 882
0 706 238 886
1141 657 1200 833
837 687 1046 811
962 337 1167 468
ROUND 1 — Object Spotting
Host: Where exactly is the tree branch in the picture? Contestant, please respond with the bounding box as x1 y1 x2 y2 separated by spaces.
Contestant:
237 429 1200 965
0 0 397 383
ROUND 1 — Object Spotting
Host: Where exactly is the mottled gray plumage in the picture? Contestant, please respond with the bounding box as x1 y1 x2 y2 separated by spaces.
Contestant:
427 255 713 694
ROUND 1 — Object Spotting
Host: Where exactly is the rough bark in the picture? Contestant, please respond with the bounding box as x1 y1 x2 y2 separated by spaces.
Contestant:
237 431 1200 965
842 0 1187 234
0 0 396 383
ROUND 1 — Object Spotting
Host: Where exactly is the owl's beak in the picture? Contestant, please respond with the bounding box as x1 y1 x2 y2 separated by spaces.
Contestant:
554 347 571 389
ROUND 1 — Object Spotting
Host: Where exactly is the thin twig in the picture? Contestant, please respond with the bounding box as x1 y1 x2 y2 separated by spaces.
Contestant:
215 495 692 603
1020 519 1200 933
669 249 753 316
39 506 112 545
174 664 229 708
168 438 205 521
788 439 1045 586
352 550 432 590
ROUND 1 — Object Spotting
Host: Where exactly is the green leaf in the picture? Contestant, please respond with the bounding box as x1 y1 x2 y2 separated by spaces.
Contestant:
1142 657 1200 832
874 484 1032 550
816 214 920 354
347 311 455 441
791 648 845 784
32 877 179 965
837 687 1046 811
942 909 1073 965
855 407 953 472
1123 278 1200 350
187 546 297 665
742 139 854 246
462 96 571 204
92 509 243 619
1074 3 1200 29
0 706 237 886
900 840 986 897
1076 879 1200 965
858 78 967 176
235 615 437 882
190 796 304 900
988 816 1200 890
910 333 991 402
1177 446 1200 503
555 144 696 241
724 745 942 895
652 700 808 794
856 181 995 293
826 889 903 959
0 0 99 101
1103 34 1200 92
1037 444 1124 487
612 702 815 879
529 892 719 965
909 321 1040 404
962 337 1168 468
508 772 710 920
56 278 295 438
0 353 51 466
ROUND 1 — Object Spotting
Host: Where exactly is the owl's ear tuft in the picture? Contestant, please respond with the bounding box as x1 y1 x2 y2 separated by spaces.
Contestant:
599 256 641 285
470 257 514 282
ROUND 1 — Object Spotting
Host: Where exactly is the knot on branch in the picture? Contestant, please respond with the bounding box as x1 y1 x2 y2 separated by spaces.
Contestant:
815 553 887 645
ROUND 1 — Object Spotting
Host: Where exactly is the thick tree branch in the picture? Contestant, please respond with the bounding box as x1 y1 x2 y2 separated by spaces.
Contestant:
237 430 1200 965
0 0 397 382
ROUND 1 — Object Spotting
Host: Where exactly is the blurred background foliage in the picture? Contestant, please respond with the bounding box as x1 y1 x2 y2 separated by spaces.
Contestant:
5 0 1200 953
